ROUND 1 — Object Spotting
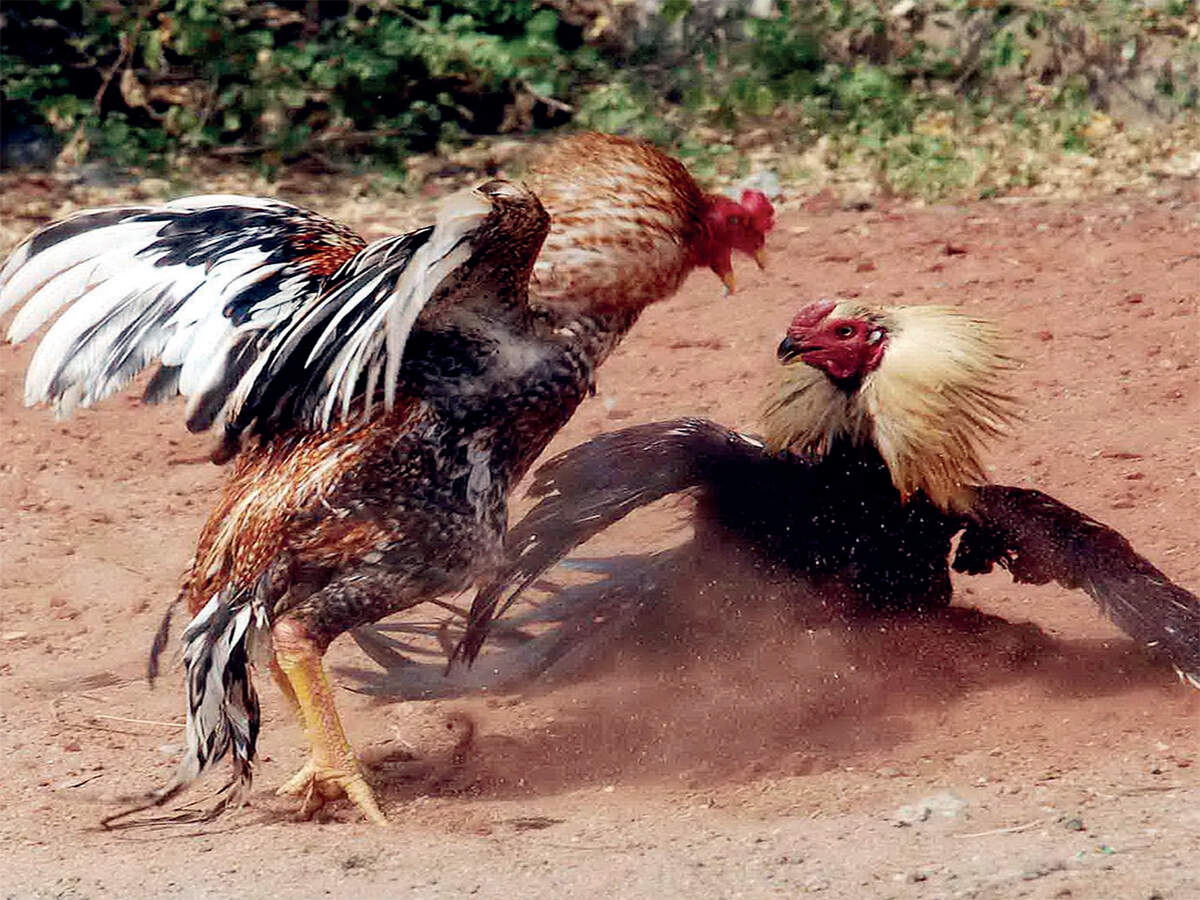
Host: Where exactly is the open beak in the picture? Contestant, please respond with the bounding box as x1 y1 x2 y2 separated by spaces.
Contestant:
752 248 767 270
720 270 737 295
776 335 801 363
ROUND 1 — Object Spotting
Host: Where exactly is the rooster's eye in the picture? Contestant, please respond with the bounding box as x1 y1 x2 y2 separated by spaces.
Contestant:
835 325 855 338
729 215 743 227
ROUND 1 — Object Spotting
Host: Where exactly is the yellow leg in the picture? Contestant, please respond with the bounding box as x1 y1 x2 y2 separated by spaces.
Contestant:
271 619 387 825
269 656 303 722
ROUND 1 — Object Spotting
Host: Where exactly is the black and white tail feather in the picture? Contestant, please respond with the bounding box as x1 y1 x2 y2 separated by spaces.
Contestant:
1 186 499 455
102 585 269 829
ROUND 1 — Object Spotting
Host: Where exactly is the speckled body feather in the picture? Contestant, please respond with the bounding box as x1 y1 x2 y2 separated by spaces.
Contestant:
181 316 598 639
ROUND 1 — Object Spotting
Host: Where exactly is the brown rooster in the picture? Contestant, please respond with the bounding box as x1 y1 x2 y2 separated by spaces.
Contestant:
0 133 774 825
353 299 1200 699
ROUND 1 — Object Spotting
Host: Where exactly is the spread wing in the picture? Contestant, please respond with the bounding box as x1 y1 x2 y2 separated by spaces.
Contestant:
348 428 1200 700
954 485 1200 685
220 186 497 441
2 186 505 448
0 196 365 420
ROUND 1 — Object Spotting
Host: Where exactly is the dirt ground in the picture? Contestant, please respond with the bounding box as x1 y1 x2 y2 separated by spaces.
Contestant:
2 177 1199 900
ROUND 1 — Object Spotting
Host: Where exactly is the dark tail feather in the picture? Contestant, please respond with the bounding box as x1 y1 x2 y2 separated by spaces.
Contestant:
147 585 187 684
451 418 757 666
105 586 266 829
347 553 671 698
955 485 1200 686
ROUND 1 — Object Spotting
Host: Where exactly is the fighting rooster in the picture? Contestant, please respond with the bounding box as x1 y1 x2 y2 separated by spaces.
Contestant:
354 299 1200 696
0 133 774 825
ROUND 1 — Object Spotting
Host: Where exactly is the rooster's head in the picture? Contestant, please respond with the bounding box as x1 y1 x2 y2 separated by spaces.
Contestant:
776 298 889 383
762 299 1019 513
701 189 775 293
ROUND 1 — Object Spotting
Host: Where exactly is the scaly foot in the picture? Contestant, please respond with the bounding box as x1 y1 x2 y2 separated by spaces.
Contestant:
276 758 387 825
272 618 389 826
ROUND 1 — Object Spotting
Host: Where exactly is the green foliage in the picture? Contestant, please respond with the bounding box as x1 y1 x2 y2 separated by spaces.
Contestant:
1 0 1196 197
0 0 602 168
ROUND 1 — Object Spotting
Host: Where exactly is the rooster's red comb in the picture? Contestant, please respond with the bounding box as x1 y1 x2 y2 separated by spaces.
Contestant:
739 190 775 233
788 299 838 336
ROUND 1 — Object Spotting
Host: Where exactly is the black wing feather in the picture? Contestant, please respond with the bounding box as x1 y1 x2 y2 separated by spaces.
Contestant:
141 363 182 404
954 485 1200 684
222 227 434 440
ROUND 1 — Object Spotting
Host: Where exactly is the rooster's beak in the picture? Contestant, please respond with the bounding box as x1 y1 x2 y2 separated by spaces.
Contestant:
777 335 801 363
752 248 767 270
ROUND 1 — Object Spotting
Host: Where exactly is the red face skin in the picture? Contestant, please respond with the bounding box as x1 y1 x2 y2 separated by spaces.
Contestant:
700 189 775 291
777 299 889 383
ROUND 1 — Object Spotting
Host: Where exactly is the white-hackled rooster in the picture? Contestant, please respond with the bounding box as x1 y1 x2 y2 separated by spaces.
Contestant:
351 298 1200 697
0 133 774 826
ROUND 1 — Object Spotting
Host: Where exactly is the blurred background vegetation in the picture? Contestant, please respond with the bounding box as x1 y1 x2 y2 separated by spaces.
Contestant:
1 0 1197 200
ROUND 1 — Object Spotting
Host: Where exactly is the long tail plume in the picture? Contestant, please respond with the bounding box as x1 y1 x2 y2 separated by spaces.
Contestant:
453 418 764 666
103 587 268 828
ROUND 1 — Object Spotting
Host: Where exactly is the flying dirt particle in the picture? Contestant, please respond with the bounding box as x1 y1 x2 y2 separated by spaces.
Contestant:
505 816 563 831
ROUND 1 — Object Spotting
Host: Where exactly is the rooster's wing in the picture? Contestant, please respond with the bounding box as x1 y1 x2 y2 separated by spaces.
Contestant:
0 196 366 421
954 485 1200 685
2 185 516 443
